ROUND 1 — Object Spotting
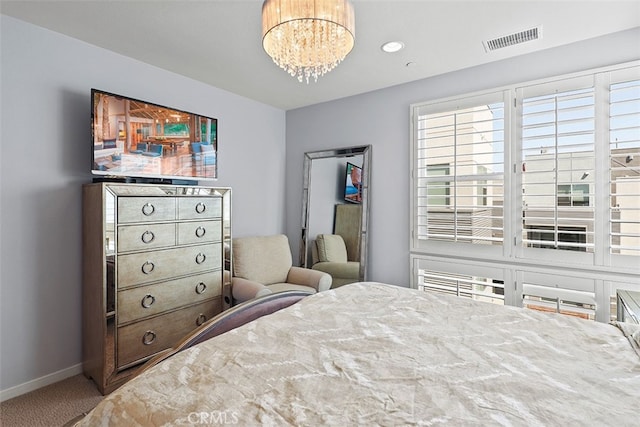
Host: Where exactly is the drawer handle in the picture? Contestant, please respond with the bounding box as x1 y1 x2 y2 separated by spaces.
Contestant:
141 261 155 274
196 313 207 326
141 294 155 308
195 282 207 294
141 230 155 244
195 202 206 214
195 226 206 238
195 253 206 264
141 203 155 216
142 330 156 345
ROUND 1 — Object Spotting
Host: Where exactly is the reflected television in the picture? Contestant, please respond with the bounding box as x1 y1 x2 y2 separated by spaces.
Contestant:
91 89 218 182
344 162 362 204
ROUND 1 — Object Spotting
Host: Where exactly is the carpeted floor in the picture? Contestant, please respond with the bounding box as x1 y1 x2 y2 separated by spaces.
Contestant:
0 375 103 427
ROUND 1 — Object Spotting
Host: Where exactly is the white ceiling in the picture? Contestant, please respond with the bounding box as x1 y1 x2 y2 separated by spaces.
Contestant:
2 0 639 110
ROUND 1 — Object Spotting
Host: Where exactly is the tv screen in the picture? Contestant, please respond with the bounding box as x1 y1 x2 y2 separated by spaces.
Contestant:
91 89 218 182
344 162 362 203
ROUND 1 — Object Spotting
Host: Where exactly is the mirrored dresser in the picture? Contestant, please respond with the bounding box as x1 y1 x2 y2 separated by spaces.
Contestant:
82 182 232 394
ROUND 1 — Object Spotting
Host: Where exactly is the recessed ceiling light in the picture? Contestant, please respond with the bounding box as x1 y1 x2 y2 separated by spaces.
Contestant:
381 41 404 53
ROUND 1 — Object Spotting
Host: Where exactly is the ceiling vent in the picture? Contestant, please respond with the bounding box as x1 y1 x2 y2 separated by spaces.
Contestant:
483 26 542 52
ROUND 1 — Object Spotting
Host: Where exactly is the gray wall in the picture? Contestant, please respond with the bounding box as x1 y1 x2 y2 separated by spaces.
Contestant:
284 27 640 287
0 16 286 394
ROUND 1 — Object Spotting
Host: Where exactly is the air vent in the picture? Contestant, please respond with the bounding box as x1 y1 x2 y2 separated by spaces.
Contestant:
483 26 542 52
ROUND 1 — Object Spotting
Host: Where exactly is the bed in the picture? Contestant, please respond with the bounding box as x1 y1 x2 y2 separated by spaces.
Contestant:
76 282 640 426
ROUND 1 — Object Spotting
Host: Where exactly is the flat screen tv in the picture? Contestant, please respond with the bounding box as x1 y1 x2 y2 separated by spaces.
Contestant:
344 162 362 203
91 89 218 182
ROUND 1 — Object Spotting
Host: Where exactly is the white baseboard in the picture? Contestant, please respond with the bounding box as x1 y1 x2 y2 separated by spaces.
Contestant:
0 364 83 402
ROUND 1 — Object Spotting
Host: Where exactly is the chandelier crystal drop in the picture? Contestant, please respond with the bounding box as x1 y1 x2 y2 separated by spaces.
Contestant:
262 0 355 83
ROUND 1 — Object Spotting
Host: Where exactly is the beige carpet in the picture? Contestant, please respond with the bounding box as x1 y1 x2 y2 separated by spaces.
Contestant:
0 375 103 427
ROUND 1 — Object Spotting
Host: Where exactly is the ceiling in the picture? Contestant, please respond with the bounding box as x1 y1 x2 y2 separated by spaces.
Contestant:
2 1 639 110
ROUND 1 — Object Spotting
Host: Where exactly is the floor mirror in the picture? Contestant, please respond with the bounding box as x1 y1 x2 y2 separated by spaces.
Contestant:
300 145 371 285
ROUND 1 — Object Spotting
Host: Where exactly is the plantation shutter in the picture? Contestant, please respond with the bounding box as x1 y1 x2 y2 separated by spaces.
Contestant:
520 272 597 321
413 257 505 305
414 92 505 246
411 64 640 322
520 77 596 254
609 75 640 257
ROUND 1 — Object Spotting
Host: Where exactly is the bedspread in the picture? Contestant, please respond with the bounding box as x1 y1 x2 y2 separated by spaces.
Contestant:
78 282 640 426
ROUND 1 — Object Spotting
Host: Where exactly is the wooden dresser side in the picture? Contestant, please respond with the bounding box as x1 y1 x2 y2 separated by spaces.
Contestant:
82 183 108 392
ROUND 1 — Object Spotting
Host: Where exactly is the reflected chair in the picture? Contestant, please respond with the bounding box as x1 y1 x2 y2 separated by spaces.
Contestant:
232 234 331 304
142 143 163 157
131 142 148 154
311 234 360 288
102 138 117 149
190 142 202 161
201 144 216 166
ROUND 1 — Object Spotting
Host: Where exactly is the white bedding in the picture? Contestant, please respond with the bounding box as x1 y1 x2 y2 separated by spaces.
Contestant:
78 282 640 426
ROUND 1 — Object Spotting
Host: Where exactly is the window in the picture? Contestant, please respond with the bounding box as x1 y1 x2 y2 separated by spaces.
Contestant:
609 76 640 256
410 62 640 322
412 257 505 305
557 184 590 206
520 272 597 321
159 122 189 136
520 84 595 253
418 269 504 305
525 225 587 251
413 93 506 247
426 164 450 206
522 283 596 321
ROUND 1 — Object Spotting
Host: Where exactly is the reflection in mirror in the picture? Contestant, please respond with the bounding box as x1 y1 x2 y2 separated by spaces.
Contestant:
300 145 371 287
616 289 640 324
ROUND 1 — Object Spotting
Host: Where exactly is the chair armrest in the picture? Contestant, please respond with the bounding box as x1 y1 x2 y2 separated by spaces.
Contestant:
287 266 332 292
312 261 360 279
232 277 272 303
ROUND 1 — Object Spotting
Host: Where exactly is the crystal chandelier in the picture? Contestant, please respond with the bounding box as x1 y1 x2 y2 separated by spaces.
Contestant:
262 0 355 83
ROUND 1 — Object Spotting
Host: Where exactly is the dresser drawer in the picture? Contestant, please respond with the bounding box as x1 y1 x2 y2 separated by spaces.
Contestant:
117 243 222 289
177 220 221 245
117 271 222 325
118 197 175 224
116 298 222 369
178 197 221 220
117 223 176 253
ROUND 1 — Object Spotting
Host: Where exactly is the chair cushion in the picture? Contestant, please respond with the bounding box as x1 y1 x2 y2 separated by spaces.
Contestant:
315 234 348 263
233 235 292 285
311 261 359 279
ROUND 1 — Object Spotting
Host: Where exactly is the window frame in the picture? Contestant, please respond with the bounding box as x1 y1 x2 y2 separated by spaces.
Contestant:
514 76 597 265
607 66 640 269
410 89 512 261
410 61 640 322
557 183 590 207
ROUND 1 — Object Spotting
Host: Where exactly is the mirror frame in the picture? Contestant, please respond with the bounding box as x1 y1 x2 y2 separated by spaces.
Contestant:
300 145 371 282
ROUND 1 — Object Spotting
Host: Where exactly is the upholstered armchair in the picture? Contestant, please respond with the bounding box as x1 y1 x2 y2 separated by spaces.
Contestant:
190 142 202 161
142 143 163 157
200 144 216 165
131 142 148 154
311 234 360 288
232 234 332 304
